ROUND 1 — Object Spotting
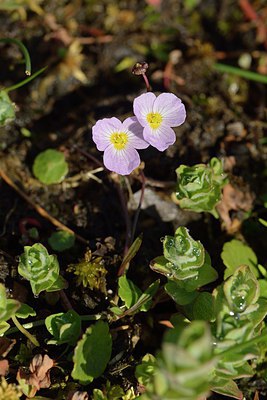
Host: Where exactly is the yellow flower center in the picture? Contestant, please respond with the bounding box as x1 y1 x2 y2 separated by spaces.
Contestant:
147 112 163 129
110 132 128 150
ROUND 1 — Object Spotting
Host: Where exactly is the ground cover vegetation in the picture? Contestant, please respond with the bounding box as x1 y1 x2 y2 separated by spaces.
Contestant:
0 1 266 399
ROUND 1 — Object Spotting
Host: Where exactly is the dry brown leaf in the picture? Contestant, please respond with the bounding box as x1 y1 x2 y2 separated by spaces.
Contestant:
217 183 254 234
29 354 54 389
17 354 54 398
253 391 259 400
158 320 174 328
0 360 9 376
67 391 89 400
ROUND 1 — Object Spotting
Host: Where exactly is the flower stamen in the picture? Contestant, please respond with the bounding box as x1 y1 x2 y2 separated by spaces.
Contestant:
146 112 163 129
110 132 128 150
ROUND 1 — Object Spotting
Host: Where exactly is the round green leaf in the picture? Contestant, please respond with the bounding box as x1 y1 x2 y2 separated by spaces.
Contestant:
48 231 75 252
33 149 68 185
72 321 112 384
45 310 81 345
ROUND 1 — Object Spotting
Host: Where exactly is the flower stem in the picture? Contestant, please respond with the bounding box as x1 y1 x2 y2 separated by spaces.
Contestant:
142 73 151 91
11 315 40 347
5 66 47 93
0 38 31 75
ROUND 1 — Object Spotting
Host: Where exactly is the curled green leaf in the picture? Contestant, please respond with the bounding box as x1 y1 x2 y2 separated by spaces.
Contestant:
151 227 217 290
18 243 67 296
176 157 228 217
224 265 259 315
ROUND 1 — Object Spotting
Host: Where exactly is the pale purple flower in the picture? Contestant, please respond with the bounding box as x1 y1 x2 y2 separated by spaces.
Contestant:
92 116 149 175
133 92 186 151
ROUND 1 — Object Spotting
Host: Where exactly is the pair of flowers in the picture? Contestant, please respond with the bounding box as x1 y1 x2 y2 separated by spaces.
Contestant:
92 92 186 175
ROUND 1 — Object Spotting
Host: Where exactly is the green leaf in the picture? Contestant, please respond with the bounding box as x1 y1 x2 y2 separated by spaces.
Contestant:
45 310 81 345
0 284 20 323
188 292 214 321
48 231 75 251
135 354 156 390
176 157 228 217
0 321 10 335
72 321 112 384
259 279 267 298
0 90 15 125
18 243 67 295
118 275 142 309
221 239 258 279
15 303 36 319
139 280 160 312
259 218 267 227
212 378 243 399
165 280 198 305
119 234 142 275
33 149 68 185
110 306 124 316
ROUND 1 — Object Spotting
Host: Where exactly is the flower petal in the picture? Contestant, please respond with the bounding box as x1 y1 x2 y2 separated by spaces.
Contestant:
122 117 149 149
153 93 186 127
133 92 156 127
143 124 176 151
92 117 122 151
103 145 141 175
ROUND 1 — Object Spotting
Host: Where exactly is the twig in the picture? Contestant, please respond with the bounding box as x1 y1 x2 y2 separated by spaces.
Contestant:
239 0 267 49
59 290 74 311
0 168 88 245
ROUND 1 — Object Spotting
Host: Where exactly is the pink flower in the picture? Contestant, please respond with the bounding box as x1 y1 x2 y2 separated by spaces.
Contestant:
92 116 149 175
133 92 186 151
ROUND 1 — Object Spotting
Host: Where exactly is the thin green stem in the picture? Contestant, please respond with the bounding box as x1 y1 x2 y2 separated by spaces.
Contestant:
218 333 267 358
11 315 40 347
5 66 47 93
0 38 31 75
214 63 267 84
6 313 102 335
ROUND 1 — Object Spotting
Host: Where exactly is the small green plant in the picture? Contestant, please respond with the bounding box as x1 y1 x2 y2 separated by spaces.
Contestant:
150 226 217 306
33 149 69 185
67 250 107 293
175 157 228 217
18 243 67 295
48 230 75 252
137 321 216 400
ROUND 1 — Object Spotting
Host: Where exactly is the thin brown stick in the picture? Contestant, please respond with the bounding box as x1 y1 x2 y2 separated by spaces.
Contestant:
0 168 88 245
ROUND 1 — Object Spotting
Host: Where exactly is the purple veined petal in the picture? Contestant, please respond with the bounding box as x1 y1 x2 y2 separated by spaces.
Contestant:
92 117 122 151
103 145 141 175
143 124 176 151
122 117 149 149
153 93 186 127
133 92 156 127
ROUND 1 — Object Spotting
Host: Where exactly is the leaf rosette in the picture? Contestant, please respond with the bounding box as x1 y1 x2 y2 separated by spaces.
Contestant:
175 157 228 217
137 321 217 400
150 227 217 293
223 265 259 315
18 243 67 296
